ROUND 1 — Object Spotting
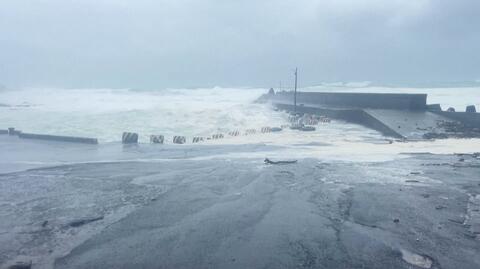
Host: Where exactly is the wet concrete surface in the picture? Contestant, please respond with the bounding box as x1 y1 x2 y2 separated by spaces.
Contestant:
2 152 478 268
0 135 283 174
365 109 452 139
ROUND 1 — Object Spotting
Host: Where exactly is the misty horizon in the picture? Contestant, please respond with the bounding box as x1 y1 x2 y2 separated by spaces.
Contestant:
1 0 480 89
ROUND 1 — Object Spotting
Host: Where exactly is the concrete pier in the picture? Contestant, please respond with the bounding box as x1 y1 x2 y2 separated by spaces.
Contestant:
264 91 479 139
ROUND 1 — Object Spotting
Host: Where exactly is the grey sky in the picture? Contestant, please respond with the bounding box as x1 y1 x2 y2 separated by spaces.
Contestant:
1 0 479 89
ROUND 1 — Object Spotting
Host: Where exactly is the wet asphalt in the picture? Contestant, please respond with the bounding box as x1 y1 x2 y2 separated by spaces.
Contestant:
33 154 480 269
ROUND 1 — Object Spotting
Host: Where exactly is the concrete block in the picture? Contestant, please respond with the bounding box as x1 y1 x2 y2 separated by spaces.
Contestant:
288 115 300 123
122 132 138 144
300 126 316 132
261 127 271 133
290 123 304 130
319 116 331 123
150 135 164 144
466 105 477 113
192 137 204 143
8 127 21 136
302 116 319 125
427 104 442 111
228 130 240 136
173 136 186 144
211 134 224 140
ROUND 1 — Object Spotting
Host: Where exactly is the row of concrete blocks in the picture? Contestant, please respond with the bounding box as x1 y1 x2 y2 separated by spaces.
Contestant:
122 127 284 145
303 118 331 125
122 133 188 144
429 104 477 113
1 127 99 144
288 114 331 125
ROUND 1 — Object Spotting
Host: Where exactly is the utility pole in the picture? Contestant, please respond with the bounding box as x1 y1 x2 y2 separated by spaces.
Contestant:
294 67 298 113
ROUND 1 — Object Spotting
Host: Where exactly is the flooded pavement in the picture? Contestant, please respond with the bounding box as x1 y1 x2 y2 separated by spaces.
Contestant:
1 149 479 268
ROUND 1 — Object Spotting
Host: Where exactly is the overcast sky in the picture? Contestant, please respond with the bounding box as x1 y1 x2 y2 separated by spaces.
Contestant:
1 0 479 89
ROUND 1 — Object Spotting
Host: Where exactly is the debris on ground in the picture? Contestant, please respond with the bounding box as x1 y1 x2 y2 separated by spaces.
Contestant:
400 249 433 269
448 218 464 225
68 216 104 228
300 126 316 132
8 261 32 269
289 123 304 130
264 158 298 165
405 180 420 183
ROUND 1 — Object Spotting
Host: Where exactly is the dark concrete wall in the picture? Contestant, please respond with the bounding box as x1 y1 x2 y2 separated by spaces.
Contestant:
18 132 99 144
272 92 427 110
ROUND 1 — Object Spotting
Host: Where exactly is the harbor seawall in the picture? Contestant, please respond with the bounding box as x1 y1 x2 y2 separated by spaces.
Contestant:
271 91 427 110
264 91 478 139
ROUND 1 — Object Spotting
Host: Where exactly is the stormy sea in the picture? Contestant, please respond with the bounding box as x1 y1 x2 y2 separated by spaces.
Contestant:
1 85 479 152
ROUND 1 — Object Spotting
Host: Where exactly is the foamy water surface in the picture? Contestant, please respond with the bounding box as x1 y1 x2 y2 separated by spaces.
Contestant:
0 86 479 161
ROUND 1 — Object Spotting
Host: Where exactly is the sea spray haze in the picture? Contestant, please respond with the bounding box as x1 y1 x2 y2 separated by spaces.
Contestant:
0 87 277 142
0 86 478 143
0 86 479 163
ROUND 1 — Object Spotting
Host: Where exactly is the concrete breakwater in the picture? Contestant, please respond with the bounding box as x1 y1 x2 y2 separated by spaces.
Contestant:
274 103 406 139
262 90 479 140
18 132 99 144
0 127 99 144
2 121 321 146
270 91 428 110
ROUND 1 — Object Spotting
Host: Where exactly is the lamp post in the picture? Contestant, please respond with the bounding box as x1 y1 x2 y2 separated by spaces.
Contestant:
294 67 298 113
